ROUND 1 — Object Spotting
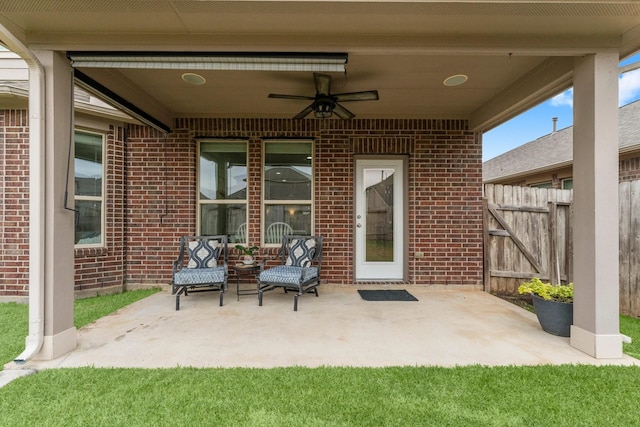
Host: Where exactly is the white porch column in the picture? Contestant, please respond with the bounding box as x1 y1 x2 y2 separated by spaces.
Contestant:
32 50 77 360
570 52 622 358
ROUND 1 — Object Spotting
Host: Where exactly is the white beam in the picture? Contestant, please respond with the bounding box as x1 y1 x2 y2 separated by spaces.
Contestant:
33 50 77 360
570 52 622 359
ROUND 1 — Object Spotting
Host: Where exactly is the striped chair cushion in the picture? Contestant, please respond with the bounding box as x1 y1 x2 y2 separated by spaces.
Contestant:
174 267 225 285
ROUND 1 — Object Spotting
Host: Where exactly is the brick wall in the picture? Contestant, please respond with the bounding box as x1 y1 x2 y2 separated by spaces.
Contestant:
0 110 30 296
1 115 484 297
0 113 128 297
73 125 127 293
125 118 484 286
620 155 640 181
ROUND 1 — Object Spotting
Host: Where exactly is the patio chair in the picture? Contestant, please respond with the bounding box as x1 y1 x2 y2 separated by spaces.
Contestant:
258 235 323 311
265 222 293 244
235 223 246 243
171 235 228 310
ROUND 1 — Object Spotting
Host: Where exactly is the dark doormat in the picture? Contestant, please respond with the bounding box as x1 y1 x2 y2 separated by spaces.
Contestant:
357 289 418 302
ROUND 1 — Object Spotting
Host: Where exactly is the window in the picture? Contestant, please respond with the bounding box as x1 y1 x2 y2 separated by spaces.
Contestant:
562 178 573 190
530 181 553 189
74 130 104 246
198 140 248 243
263 140 313 245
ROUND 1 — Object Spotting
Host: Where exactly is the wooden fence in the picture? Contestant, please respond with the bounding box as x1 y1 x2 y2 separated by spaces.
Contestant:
484 182 640 317
619 180 640 316
483 184 573 296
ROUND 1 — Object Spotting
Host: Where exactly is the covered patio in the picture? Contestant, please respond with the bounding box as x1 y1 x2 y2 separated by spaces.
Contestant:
1 1 640 365
7 286 639 370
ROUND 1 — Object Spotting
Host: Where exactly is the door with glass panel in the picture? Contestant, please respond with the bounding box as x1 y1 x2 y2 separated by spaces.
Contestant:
355 158 404 280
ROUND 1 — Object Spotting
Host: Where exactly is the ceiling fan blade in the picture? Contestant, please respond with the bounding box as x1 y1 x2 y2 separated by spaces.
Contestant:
293 103 315 119
268 94 315 100
332 103 355 120
333 90 379 102
314 73 331 96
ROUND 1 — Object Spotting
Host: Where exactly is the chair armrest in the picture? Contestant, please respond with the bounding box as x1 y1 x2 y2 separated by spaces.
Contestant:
172 259 182 275
259 254 280 271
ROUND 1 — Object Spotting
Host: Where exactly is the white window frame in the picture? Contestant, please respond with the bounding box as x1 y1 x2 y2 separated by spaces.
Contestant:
74 129 105 248
262 139 314 247
197 139 249 243
530 181 553 189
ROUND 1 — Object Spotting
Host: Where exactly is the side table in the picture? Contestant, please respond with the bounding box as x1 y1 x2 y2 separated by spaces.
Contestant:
232 262 261 300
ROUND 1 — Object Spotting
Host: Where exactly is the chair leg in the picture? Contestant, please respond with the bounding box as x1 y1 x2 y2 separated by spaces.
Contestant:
219 288 224 306
258 290 263 306
175 287 183 311
293 294 298 311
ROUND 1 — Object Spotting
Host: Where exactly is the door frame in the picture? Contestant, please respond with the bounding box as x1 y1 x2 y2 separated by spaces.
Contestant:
353 155 409 282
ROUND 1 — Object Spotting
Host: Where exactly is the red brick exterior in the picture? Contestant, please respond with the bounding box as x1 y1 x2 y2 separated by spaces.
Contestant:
620 155 640 182
125 118 484 286
74 126 127 292
0 110 30 296
1 114 485 297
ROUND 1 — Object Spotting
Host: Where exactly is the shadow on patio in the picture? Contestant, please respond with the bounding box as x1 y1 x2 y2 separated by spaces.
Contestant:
13 285 640 369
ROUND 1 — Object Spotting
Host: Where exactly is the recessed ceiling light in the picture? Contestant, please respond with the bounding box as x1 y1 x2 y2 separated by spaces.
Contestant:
443 74 468 87
182 73 206 85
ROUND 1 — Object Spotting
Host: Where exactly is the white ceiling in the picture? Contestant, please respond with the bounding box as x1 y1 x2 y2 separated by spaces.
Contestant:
2 1 640 132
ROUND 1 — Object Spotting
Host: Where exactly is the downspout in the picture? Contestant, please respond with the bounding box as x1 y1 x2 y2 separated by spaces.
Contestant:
0 25 47 363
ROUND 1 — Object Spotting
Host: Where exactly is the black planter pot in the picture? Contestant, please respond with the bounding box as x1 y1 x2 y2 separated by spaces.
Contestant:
531 294 573 337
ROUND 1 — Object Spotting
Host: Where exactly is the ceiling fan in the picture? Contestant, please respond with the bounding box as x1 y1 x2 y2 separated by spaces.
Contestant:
268 73 379 119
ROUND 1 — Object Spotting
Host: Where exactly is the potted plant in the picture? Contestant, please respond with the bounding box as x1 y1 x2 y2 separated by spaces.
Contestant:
235 244 259 265
518 277 574 337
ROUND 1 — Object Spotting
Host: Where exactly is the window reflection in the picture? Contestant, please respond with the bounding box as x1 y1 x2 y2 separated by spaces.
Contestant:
199 141 248 241
264 141 313 243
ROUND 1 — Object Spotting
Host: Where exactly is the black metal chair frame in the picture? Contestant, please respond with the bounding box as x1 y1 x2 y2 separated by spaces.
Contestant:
171 235 229 310
257 235 323 311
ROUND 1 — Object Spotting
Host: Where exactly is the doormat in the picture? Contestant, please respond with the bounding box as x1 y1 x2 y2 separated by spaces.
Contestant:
357 289 418 302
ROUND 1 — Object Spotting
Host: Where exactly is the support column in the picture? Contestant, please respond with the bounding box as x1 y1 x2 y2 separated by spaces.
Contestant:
33 50 76 359
570 52 622 358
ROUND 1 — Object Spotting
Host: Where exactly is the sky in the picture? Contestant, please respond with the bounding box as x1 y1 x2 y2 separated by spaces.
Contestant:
482 53 640 161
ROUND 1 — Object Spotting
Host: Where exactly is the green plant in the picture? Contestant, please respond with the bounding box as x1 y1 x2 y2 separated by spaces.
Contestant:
518 277 574 303
235 244 259 256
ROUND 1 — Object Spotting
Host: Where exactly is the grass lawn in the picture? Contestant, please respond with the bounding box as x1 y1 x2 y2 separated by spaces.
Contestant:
1 290 640 426
2 365 640 426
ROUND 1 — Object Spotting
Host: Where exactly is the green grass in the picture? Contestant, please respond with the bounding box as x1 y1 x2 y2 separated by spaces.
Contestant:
1 365 640 426
2 291 640 426
0 289 159 366
621 314 640 358
365 238 393 262
0 303 28 368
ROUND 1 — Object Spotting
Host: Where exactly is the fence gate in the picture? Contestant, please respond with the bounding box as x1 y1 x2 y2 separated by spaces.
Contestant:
483 184 573 295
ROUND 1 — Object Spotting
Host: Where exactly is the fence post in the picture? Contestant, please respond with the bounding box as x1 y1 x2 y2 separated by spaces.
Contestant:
482 198 491 292
548 201 558 285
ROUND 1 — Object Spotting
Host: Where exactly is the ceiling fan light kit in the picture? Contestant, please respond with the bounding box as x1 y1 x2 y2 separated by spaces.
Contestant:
269 73 379 120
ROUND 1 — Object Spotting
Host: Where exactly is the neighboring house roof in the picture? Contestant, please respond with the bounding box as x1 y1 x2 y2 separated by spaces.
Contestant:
483 100 640 183
0 51 136 123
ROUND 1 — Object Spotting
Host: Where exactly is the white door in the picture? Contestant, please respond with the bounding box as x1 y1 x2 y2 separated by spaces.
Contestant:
355 158 404 280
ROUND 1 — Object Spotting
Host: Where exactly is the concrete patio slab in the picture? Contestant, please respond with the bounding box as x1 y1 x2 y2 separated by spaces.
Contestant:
6 285 640 372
